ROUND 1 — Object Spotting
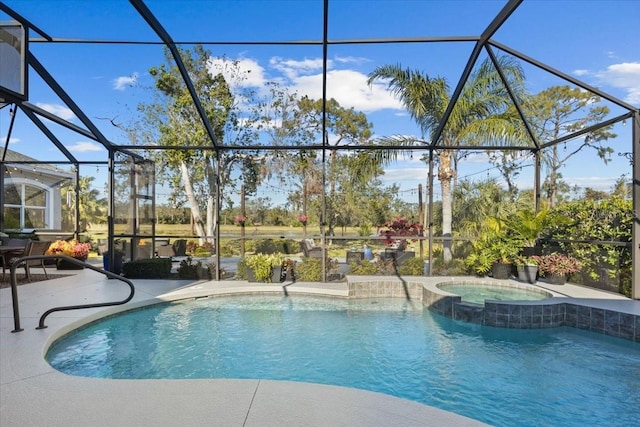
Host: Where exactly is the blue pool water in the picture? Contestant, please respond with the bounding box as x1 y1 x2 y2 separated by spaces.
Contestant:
46 295 640 427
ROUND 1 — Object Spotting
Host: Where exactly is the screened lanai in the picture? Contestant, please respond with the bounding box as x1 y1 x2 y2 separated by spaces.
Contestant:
0 0 639 297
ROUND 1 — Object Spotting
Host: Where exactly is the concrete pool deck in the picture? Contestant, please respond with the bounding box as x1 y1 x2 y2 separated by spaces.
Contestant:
2 269 638 426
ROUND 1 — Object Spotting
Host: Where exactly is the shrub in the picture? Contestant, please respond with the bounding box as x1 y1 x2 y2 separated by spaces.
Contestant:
193 247 212 257
536 253 581 277
245 253 285 282
177 257 202 279
397 257 425 275
357 223 372 237
122 258 172 279
541 198 631 296
219 242 235 256
349 258 397 276
236 258 249 280
295 258 339 281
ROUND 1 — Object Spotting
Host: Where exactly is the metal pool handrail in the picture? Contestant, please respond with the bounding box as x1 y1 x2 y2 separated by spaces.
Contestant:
9 254 135 332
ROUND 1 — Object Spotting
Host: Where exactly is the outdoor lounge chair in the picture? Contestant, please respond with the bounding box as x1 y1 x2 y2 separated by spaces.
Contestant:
300 239 327 259
156 239 188 258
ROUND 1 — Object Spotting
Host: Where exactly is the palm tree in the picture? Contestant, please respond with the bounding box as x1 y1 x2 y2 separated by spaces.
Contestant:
367 56 526 262
61 176 107 232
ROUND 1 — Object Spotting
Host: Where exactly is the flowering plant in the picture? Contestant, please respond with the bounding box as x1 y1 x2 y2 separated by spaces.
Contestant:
46 239 92 259
536 253 581 276
235 215 246 225
379 217 422 245
297 214 308 224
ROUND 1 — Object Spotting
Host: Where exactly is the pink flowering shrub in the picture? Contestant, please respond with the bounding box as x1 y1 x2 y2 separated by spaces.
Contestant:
46 239 91 259
378 217 423 245
535 253 581 276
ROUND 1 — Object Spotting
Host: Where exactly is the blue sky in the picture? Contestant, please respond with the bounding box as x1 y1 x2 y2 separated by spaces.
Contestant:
1 0 639 204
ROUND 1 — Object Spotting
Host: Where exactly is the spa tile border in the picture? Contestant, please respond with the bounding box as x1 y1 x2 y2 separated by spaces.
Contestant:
421 281 639 342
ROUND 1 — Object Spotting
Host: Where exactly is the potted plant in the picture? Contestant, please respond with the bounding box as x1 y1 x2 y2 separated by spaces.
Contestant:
487 236 519 279
536 253 581 285
46 239 92 269
466 221 518 279
515 255 539 284
245 253 285 283
503 207 570 256
283 258 296 281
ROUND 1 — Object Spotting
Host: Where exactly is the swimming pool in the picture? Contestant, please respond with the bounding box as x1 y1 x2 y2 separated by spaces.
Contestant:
46 295 640 427
436 282 552 304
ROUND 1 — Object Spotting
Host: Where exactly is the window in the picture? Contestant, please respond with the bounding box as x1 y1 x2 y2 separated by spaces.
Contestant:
3 182 49 229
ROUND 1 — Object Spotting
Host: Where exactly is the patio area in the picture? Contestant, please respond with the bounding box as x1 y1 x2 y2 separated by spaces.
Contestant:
2 265 639 426
1 267 487 427
0 269 640 426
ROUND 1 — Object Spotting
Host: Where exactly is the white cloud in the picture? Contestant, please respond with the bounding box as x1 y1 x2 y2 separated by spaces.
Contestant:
67 141 102 152
0 136 20 144
270 57 325 80
113 72 138 90
381 167 428 183
278 69 402 113
595 62 640 106
207 56 266 88
334 56 369 66
35 103 75 120
577 61 640 106
200 54 402 114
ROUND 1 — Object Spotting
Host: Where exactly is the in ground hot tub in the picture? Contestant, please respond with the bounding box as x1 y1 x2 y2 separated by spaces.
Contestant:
436 281 552 305
424 280 561 328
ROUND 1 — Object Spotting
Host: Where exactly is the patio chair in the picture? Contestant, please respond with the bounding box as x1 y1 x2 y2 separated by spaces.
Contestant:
1 239 30 280
156 240 175 257
300 239 327 259
22 240 52 281
156 239 188 258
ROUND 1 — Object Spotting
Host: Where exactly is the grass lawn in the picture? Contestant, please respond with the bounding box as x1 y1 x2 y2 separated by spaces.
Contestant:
85 223 413 258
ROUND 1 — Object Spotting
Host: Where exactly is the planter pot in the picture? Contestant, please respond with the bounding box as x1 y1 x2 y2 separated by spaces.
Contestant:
491 262 512 280
57 257 87 270
517 265 538 284
247 268 258 282
547 273 567 285
271 266 283 283
102 252 123 275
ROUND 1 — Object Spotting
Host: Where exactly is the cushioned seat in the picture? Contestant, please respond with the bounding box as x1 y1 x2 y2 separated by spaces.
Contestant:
300 239 326 259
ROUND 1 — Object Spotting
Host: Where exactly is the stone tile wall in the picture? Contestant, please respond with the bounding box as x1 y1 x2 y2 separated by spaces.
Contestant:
347 279 423 300
347 279 639 342
422 286 639 342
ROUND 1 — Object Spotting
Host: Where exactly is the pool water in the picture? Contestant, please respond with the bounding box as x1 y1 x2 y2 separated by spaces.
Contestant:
46 295 640 427
437 282 550 304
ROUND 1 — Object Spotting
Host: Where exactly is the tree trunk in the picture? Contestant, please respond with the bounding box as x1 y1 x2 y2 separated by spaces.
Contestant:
204 158 218 245
441 178 453 263
180 161 207 240
438 151 454 263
